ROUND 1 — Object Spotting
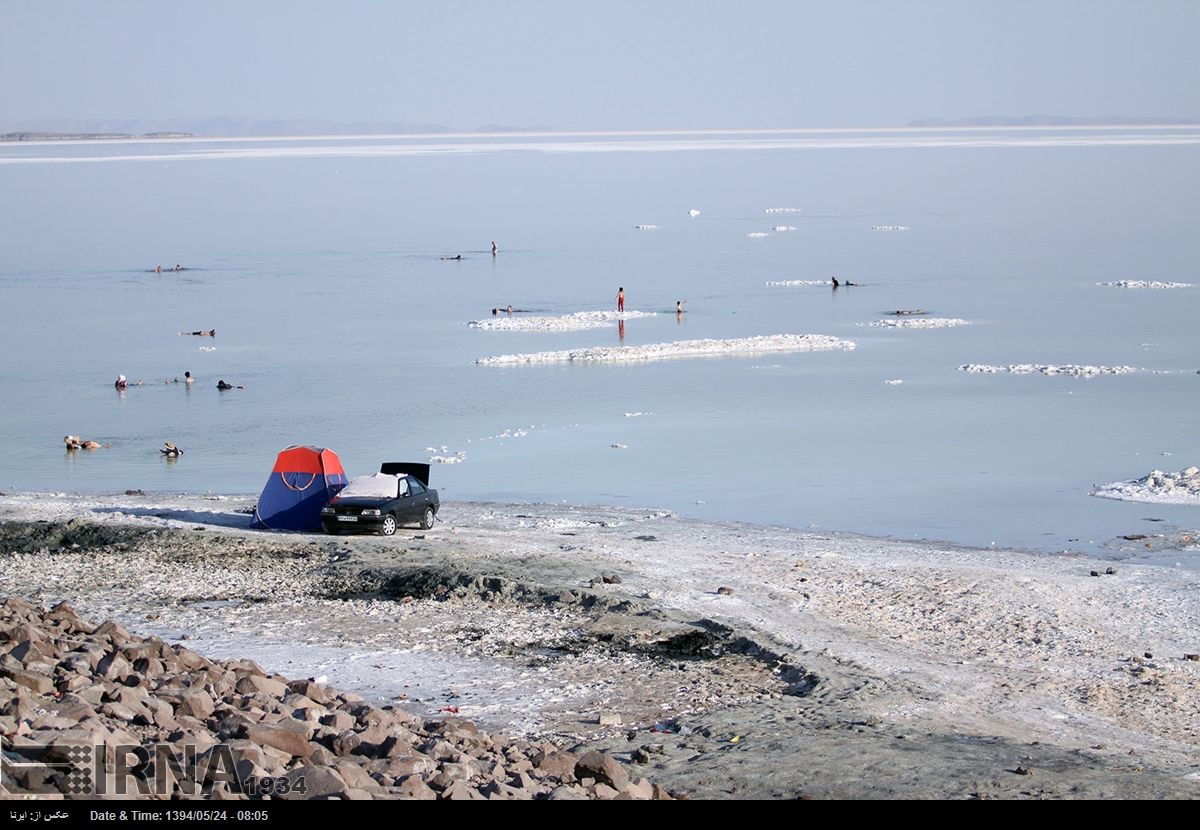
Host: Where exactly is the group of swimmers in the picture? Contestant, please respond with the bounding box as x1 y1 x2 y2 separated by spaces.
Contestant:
64 434 184 457
154 265 185 273
116 372 242 389
487 292 690 317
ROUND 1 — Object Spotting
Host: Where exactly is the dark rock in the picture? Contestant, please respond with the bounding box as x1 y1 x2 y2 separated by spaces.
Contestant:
576 750 630 792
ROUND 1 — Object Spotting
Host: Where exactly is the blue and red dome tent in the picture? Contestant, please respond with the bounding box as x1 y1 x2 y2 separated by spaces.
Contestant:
251 446 348 531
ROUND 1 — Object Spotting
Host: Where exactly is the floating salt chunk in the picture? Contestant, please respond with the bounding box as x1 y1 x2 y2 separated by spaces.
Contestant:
885 379 903 385
1097 280 1193 289
765 280 826 286
688 209 700 217
746 232 770 238
475 333 856 365
958 363 1137 376
635 224 657 230
1091 465 1200 505
765 207 802 213
773 226 796 231
611 444 627 449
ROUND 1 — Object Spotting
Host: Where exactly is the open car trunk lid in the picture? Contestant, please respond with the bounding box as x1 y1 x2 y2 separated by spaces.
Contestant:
379 462 431 486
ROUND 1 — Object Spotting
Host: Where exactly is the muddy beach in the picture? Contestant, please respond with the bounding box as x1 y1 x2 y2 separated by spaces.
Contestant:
2 492 1199 799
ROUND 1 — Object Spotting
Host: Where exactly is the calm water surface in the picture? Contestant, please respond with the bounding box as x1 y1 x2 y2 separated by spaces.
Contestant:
1 130 1197 562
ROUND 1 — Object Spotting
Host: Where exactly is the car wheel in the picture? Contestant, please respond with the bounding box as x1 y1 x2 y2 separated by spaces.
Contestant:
421 506 435 530
380 515 397 536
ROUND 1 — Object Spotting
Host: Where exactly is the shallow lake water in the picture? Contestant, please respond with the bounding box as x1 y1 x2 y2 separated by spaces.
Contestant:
1 128 1197 560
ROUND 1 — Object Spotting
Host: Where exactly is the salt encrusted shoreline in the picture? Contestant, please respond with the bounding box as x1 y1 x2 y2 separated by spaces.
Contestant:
2 492 1199 799
475 334 855 365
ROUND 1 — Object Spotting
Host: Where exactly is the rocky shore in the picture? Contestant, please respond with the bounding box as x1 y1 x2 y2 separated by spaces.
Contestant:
1 596 669 800
2 492 1199 799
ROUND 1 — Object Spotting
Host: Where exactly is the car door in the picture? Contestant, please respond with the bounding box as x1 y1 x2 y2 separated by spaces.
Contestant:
404 477 431 520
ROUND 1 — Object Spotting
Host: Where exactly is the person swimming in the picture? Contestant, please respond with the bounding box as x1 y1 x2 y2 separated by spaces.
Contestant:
160 442 183 457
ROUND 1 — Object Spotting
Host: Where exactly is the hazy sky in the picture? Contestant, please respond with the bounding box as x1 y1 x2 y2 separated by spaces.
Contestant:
3 1 1198 130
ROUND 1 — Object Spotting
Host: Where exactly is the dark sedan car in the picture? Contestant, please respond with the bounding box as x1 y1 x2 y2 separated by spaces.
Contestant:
320 463 439 536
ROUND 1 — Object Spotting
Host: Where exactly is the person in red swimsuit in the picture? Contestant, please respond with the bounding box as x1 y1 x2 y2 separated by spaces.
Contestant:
616 287 625 312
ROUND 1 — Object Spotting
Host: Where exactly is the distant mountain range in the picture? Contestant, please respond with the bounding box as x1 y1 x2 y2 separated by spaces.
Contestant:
908 115 1198 127
0 117 555 140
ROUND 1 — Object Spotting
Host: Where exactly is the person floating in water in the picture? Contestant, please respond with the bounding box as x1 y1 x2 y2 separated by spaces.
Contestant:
217 379 241 390
616 287 625 312
441 255 463 260
64 435 109 450
179 330 215 337
160 442 183 457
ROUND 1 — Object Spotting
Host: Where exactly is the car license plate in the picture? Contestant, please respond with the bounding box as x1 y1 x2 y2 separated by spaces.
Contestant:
337 515 358 522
